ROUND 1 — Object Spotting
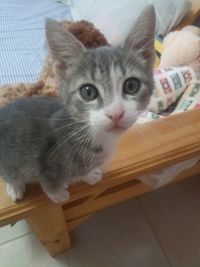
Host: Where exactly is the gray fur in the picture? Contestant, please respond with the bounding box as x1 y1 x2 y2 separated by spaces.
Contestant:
0 6 156 202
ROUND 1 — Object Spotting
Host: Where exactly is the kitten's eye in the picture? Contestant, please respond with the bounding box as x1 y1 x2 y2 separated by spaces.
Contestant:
123 78 140 95
79 84 99 101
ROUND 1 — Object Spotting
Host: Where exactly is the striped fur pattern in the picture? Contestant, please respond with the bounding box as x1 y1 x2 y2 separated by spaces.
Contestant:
0 6 155 203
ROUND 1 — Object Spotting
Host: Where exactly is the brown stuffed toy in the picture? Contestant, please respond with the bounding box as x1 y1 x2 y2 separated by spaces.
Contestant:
0 20 109 107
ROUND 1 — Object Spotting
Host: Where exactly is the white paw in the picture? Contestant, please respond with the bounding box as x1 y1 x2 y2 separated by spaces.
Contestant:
83 169 103 185
7 182 26 202
47 189 70 203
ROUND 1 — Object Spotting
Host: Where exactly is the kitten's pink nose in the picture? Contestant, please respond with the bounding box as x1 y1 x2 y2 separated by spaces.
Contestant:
106 111 125 124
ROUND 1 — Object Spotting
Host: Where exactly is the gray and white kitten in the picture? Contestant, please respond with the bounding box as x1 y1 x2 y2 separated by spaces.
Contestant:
0 6 155 203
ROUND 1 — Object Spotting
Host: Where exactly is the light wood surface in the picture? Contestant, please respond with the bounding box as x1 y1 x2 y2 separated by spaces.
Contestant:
64 161 200 227
26 205 71 256
0 109 200 227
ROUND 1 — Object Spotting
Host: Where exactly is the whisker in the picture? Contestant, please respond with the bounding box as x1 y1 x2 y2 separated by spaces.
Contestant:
35 119 87 144
68 127 95 176
48 124 89 158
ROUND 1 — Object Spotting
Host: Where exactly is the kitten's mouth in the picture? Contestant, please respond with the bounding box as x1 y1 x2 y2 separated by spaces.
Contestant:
107 124 126 132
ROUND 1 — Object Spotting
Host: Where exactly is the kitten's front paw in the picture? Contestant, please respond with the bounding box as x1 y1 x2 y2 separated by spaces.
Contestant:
83 169 103 185
7 182 26 202
47 189 70 203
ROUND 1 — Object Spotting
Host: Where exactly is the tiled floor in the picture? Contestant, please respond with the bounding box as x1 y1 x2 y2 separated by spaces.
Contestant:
1 175 200 267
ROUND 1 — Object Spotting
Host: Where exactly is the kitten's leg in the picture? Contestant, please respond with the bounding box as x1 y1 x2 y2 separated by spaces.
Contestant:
39 178 70 204
82 168 103 185
6 181 26 202
45 184 70 204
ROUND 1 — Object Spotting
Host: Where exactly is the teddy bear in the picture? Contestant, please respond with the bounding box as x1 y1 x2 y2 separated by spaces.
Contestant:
0 20 109 107
159 25 200 72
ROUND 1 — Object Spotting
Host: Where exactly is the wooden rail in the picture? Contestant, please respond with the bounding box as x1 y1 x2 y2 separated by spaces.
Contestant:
1 108 200 227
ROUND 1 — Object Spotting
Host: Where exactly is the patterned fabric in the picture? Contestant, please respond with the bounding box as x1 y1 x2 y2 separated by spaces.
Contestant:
136 111 163 124
173 82 200 113
137 70 199 123
148 67 196 113
0 0 72 85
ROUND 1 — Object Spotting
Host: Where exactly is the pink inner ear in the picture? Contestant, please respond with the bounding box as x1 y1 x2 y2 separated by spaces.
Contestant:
135 39 154 58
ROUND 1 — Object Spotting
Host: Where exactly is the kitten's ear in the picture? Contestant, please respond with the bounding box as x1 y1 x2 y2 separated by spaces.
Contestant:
45 19 86 78
123 5 156 65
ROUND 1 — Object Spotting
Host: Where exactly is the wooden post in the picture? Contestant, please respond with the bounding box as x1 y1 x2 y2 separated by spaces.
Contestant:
26 205 71 256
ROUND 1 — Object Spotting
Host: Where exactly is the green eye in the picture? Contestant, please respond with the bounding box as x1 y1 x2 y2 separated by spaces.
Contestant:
123 78 140 95
79 84 99 101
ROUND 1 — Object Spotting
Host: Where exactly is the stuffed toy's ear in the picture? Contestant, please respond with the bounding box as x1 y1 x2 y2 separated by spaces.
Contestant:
45 19 86 78
123 5 156 65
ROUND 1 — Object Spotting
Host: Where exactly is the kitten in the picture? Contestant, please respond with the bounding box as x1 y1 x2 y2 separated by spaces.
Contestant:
0 6 155 203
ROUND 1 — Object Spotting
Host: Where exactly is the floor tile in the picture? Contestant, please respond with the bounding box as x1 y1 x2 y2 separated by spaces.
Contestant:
60 199 171 267
139 175 200 267
0 199 170 267
0 220 31 245
0 233 70 267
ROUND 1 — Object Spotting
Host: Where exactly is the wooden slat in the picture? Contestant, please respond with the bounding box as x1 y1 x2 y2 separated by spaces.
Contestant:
64 160 200 227
64 183 151 220
105 109 200 179
0 109 200 226
27 205 71 256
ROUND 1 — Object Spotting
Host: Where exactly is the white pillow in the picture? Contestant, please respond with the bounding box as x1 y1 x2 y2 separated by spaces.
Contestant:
68 0 190 46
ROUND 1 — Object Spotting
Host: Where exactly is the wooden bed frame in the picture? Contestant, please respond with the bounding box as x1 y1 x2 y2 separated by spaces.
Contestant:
0 1 200 257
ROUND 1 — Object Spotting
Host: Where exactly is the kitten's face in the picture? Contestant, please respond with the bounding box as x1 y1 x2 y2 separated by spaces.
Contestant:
60 47 153 134
46 6 155 136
